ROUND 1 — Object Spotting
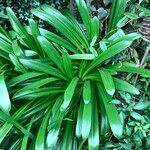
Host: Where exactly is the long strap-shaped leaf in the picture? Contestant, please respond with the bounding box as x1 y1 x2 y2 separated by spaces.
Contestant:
100 106 109 144
0 74 11 112
37 36 64 73
76 0 91 39
61 77 79 111
21 117 34 150
76 100 83 138
47 97 64 148
39 28 78 53
41 5 88 49
61 113 75 150
99 68 115 96
108 0 129 32
64 10 88 45
81 100 92 140
13 77 59 99
90 16 100 41
7 72 44 87
97 83 123 138
83 80 91 104
35 107 51 150
62 51 74 80
0 33 12 53
113 77 140 95
20 59 67 80
0 111 33 138
88 98 99 149
13 87 64 100
108 62 150 77
0 101 32 143
32 8 84 53
29 19 44 57
6 8 37 52
83 33 141 76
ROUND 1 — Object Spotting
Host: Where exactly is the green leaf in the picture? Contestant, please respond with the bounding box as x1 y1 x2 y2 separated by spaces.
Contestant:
108 29 125 41
0 101 32 143
29 19 44 57
61 113 75 150
90 16 100 40
6 7 37 52
7 72 44 87
136 3 150 17
75 0 91 38
133 102 150 110
35 107 51 150
13 87 64 100
108 0 129 32
13 77 59 99
117 16 129 28
46 97 64 148
84 33 141 76
41 4 88 49
20 59 67 80
97 83 123 138
12 40 24 57
83 80 91 104
63 10 88 45
76 101 83 138
88 99 99 149
109 62 150 78
70 54 95 60
100 108 110 144
39 28 78 53
0 74 11 112
0 33 12 53
0 111 33 138
99 68 115 96
61 77 79 111
37 36 64 73
82 101 92 139
130 111 144 121
62 51 74 80
9 54 27 73
32 7 85 53
113 77 139 95
21 117 34 150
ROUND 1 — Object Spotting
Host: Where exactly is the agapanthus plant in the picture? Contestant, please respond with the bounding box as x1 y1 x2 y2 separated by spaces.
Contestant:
0 0 150 149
